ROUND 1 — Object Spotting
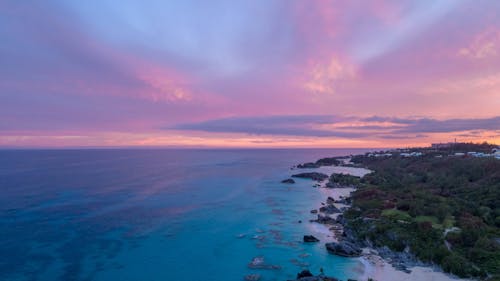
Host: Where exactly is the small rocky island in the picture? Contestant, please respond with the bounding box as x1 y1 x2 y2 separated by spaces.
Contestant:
303 235 320 243
291 172 329 181
288 270 340 281
281 178 296 184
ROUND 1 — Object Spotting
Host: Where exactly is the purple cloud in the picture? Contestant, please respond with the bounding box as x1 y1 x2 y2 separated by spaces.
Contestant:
172 115 369 138
172 115 500 138
394 117 500 133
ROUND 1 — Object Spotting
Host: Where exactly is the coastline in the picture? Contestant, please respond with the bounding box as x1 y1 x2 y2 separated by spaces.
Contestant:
302 158 470 281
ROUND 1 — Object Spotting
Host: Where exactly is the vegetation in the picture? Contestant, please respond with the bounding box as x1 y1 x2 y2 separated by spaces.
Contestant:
315 157 342 166
297 157 343 168
344 144 500 279
326 173 360 187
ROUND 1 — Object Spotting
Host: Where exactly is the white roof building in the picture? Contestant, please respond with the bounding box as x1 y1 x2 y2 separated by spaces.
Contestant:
494 148 500 159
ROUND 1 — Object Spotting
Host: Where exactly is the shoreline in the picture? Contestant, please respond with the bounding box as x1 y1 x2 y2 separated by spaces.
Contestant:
304 159 470 281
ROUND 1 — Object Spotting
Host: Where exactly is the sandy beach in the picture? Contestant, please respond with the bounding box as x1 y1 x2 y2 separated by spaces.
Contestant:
357 257 471 281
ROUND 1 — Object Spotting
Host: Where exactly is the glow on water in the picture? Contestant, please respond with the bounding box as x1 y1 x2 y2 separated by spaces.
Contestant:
0 149 370 281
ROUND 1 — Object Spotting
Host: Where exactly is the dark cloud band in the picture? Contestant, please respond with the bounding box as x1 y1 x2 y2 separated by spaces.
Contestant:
172 115 500 138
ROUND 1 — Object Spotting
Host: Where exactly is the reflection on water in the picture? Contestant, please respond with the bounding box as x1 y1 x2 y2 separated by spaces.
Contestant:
0 148 369 281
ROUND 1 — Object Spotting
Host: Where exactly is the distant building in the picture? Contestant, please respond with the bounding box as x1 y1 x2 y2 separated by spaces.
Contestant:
493 148 500 159
401 152 423 157
431 143 454 149
468 152 487 157
455 148 500 159
367 153 392 158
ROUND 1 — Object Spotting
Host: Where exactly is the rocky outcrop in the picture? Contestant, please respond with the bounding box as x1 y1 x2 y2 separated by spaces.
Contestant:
247 256 281 270
303 235 320 242
319 205 341 214
375 246 418 274
292 172 329 181
290 277 338 281
325 173 360 188
311 214 336 224
297 270 313 278
334 197 352 204
244 274 261 281
315 157 341 166
325 182 356 188
325 241 362 257
297 162 320 168
339 219 421 273
288 270 339 281
281 178 296 184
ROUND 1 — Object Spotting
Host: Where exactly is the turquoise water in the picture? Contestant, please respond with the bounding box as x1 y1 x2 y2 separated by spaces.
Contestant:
0 149 369 281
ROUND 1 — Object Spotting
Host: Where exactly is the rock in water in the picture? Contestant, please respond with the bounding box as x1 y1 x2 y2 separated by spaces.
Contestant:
290 270 340 281
297 162 320 168
303 235 320 242
325 241 362 257
297 270 313 278
249 256 265 267
244 274 261 281
281 178 296 184
248 256 281 270
291 172 329 181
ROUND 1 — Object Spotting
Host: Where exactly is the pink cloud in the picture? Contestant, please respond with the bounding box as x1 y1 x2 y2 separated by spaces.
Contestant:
302 56 357 95
1 1 500 147
458 28 500 59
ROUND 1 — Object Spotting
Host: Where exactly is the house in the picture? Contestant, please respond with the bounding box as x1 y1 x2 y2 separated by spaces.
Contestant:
467 152 487 157
367 153 393 157
493 148 500 159
401 152 423 157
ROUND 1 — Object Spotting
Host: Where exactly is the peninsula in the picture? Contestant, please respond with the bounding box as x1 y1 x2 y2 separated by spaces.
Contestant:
296 142 500 281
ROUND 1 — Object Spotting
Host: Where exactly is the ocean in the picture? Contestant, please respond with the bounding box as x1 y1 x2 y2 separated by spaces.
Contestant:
0 148 371 281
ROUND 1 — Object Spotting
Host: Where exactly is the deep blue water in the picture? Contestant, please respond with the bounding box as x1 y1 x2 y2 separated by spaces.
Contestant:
0 149 369 281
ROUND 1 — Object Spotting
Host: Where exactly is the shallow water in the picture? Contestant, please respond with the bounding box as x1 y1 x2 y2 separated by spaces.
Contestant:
0 148 370 281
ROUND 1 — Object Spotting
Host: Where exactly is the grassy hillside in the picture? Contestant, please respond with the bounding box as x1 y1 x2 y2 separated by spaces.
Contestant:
344 150 500 279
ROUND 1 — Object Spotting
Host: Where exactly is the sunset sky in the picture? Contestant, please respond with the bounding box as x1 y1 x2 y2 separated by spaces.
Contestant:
1 0 499 148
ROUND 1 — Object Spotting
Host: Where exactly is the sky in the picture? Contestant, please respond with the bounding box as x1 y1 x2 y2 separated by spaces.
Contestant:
1 0 500 148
